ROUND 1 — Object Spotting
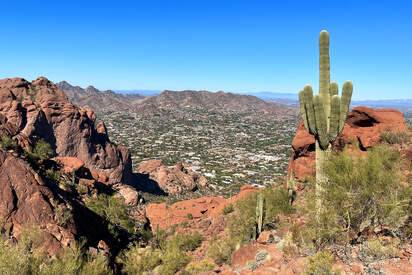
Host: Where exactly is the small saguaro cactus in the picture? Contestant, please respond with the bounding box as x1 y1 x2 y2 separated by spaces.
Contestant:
255 190 264 239
298 30 353 217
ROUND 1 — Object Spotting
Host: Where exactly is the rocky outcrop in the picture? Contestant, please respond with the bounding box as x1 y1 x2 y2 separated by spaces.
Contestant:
288 107 408 180
0 149 77 255
0 77 132 185
145 185 259 231
137 160 207 195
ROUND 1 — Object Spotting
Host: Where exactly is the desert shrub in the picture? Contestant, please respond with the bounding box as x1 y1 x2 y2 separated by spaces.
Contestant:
159 242 191 275
26 139 53 161
222 202 234 215
187 213 193 220
245 260 260 271
120 231 202 274
54 204 71 226
0 227 110 275
0 135 17 150
0 226 45 275
0 234 43 275
152 226 169 250
304 251 337 275
225 186 293 249
300 145 412 248
118 245 162 274
226 194 257 247
359 237 399 262
168 231 204 252
41 242 111 275
206 237 233 265
184 259 215 274
263 186 294 228
44 168 62 184
86 194 136 239
380 129 408 145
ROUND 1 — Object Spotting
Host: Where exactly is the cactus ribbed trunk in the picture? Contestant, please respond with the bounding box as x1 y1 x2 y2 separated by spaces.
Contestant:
315 141 330 218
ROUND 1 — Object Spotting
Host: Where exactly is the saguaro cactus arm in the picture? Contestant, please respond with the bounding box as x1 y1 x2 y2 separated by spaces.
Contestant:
329 95 341 141
339 81 353 133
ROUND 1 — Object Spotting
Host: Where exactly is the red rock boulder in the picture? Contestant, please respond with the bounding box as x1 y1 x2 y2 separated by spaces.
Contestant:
288 107 407 181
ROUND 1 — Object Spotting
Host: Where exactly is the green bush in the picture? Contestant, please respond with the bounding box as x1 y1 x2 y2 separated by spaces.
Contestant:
222 202 234 215
359 237 399 262
120 231 203 274
301 145 412 248
263 186 294 227
0 226 45 275
29 139 54 160
380 129 408 145
304 251 337 275
184 260 215 274
159 243 191 275
45 168 62 185
226 194 257 248
118 245 162 274
54 204 71 226
167 231 204 252
206 237 233 265
41 242 111 275
225 186 293 249
0 228 111 275
0 135 17 150
86 194 137 240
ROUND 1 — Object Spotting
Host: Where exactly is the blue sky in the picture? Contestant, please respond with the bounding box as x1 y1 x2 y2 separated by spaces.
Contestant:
0 0 411 100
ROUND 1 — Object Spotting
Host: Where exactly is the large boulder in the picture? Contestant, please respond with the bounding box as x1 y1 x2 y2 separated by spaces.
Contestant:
137 159 207 195
0 77 132 185
288 107 407 181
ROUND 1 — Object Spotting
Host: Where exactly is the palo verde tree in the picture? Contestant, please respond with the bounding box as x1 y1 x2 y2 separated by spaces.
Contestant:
298 30 353 218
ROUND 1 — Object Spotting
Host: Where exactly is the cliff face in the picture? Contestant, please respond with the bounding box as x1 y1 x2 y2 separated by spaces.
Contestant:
0 77 132 185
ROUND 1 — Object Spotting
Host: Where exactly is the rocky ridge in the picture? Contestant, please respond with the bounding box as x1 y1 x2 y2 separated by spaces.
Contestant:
56 80 144 113
57 80 297 119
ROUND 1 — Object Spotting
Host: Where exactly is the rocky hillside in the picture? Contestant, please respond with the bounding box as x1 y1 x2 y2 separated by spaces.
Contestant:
133 90 297 119
56 81 144 113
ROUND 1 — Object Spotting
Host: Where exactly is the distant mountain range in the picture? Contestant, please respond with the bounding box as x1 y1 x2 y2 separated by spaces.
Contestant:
57 81 412 118
57 81 296 119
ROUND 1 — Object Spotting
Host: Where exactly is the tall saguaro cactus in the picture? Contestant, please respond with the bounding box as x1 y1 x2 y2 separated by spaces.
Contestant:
298 30 353 216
